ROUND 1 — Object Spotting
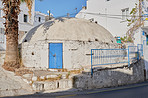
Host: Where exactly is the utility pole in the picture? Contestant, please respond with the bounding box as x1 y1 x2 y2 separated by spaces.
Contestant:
67 13 70 17
75 8 77 13
47 10 51 20
48 10 51 20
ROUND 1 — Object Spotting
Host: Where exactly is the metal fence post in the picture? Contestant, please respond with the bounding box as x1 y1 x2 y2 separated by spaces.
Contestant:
128 46 130 67
91 49 93 76
142 44 143 56
137 46 139 60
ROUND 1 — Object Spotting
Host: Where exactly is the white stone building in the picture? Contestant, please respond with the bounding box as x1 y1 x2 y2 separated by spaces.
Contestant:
0 0 35 50
76 0 148 45
34 11 48 27
20 18 121 70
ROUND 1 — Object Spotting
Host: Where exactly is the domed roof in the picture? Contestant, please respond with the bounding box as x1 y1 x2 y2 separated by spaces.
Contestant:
21 18 116 43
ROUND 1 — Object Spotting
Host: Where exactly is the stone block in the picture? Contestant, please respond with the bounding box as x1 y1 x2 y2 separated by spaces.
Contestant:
32 82 44 91
32 76 37 81
23 74 32 80
59 79 73 89
40 76 45 80
46 75 58 79
44 81 57 90
23 79 30 84
62 74 67 79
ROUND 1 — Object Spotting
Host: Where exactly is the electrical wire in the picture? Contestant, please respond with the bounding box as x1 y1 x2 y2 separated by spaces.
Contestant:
79 12 148 18
53 11 148 20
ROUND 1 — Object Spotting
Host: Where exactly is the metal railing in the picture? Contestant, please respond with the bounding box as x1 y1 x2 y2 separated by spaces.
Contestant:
91 45 143 76
91 48 128 66
137 44 143 56
128 46 139 63
143 40 148 46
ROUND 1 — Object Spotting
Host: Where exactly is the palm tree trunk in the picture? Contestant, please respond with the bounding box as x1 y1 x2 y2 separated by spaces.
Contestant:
2 0 21 70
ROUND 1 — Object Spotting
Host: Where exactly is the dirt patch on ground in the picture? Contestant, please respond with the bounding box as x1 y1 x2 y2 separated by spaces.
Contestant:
2 62 20 72
2 62 33 76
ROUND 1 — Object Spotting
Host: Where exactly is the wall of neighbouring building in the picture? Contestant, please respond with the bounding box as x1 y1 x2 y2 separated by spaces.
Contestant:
73 59 145 89
0 0 35 50
76 0 148 45
21 40 125 70
34 11 47 27
143 42 148 79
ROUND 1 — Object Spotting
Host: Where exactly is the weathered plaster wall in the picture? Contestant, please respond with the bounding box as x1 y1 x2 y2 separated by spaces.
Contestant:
21 41 48 68
21 40 124 69
73 59 145 89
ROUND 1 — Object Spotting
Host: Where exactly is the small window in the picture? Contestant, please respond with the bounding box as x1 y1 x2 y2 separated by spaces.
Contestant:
24 14 28 22
39 17 41 22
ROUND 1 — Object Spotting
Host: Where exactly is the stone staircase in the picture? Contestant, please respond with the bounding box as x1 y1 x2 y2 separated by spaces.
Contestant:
0 51 78 93
22 70 76 92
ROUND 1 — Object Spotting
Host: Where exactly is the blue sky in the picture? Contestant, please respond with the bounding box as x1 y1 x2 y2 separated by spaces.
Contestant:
35 0 87 17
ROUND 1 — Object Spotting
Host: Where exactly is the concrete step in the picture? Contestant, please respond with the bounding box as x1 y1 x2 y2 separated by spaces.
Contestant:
21 70 75 92
32 70 69 81
32 79 73 91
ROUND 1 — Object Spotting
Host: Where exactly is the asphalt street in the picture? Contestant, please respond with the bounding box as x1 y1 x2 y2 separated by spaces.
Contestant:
3 81 148 98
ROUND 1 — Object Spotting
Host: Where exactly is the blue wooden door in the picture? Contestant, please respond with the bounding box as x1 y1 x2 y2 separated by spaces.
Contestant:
49 43 63 69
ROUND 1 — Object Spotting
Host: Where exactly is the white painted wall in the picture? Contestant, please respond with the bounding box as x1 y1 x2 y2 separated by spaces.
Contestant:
76 0 148 45
0 1 6 50
34 11 48 27
0 1 5 28
21 40 122 70
0 0 35 50
19 1 35 32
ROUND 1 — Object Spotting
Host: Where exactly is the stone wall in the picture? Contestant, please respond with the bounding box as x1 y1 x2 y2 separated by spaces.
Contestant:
143 43 148 79
21 40 123 69
21 41 48 68
73 59 145 89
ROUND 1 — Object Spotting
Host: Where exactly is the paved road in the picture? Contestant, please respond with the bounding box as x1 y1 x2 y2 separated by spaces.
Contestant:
3 81 148 98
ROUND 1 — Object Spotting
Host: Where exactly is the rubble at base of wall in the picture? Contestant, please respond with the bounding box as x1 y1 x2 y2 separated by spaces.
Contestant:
73 59 145 90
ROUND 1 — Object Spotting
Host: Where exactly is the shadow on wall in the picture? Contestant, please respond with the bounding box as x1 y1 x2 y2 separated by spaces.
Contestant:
2 58 146 98
73 59 145 89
